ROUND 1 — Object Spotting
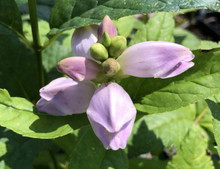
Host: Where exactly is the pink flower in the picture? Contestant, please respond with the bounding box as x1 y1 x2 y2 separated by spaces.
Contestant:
37 15 194 150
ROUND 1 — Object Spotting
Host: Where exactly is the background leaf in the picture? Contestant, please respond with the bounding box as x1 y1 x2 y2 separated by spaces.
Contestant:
0 0 23 34
0 89 89 139
206 99 220 156
166 125 214 169
68 127 128 169
128 105 196 156
0 127 52 169
48 0 220 37
0 24 38 100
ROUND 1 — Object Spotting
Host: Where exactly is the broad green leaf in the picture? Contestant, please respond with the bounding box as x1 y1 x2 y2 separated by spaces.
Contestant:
0 24 39 100
0 161 11 169
128 12 174 46
174 28 201 50
129 157 168 169
166 125 214 169
127 105 195 156
0 89 89 139
69 127 128 169
146 12 174 42
206 99 220 156
124 49 220 114
115 16 136 38
48 0 220 37
128 23 147 46
0 140 7 158
0 127 52 169
199 41 220 50
0 0 23 34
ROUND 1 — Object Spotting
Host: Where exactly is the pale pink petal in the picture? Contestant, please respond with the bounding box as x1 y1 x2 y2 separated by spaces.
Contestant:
71 25 98 59
117 41 194 78
87 83 136 133
57 57 101 81
37 77 96 116
97 15 117 41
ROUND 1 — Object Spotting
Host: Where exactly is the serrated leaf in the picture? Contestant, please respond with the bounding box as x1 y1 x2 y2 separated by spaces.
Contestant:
48 0 220 37
0 0 23 34
122 49 220 114
69 127 128 169
0 89 89 139
166 125 214 169
127 105 195 156
206 99 220 156
146 12 174 42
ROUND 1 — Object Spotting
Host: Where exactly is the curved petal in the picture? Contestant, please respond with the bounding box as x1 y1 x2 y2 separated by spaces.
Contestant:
87 82 136 133
37 77 96 116
71 25 98 59
57 57 101 81
97 15 117 41
117 41 195 78
89 118 135 150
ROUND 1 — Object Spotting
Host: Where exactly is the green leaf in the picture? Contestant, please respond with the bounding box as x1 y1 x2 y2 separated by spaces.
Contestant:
199 41 220 50
48 0 220 37
174 28 201 50
0 89 89 139
128 105 196 156
129 157 168 169
146 12 174 42
69 127 128 169
166 125 214 169
0 0 23 34
125 49 220 114
0 140 7 158
115 16 136 38
0 127 52 169
0 24 39 100
206 99 220 156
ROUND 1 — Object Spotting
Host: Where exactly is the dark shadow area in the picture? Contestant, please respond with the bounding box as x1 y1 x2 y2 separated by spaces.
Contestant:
206 100 220 121
127 121 164 158
29 106 89 133
0 127 53 169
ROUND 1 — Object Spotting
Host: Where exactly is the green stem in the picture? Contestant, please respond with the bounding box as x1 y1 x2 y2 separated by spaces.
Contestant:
28 0 44 88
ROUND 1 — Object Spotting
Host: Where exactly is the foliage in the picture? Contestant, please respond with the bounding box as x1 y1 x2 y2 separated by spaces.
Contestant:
0 0 220 168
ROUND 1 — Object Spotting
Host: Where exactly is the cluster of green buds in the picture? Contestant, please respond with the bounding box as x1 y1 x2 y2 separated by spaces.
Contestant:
90 33 127 78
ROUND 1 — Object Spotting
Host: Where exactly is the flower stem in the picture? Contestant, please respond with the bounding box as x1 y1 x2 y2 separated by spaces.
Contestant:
28 0 44 88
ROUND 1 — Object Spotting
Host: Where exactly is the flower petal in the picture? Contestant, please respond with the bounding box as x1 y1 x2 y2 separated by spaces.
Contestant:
57 57 101 81
97 15 117 41
37 77 96 116
89 118 135 150
87 82 136 133
117 41 195 78
71 25 98 59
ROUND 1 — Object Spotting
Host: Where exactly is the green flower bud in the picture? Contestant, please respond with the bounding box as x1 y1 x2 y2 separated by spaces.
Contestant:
90 43 108 61
102 58 120 77
101 32 111 47
109 36 127 58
